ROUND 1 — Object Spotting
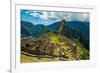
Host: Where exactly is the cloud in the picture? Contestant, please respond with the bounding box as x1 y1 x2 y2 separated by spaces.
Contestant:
57 12 89 22
40 12 48 21
26 11 48 21
71 13 89 22
29 12 40 17
48 12 57 20
58 12 72 21
39 11 57 21
23 10 89 22
81 13 89 21
25 11 29 14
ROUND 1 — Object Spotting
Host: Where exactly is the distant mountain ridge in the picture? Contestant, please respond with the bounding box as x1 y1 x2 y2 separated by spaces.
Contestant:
21 21 45 38
48 21 89 38
21 20 89 38
68 21 89 38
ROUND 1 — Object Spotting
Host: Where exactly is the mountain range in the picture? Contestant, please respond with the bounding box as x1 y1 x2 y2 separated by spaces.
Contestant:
21 19 89 62
21 21 89 37
21 20 89 50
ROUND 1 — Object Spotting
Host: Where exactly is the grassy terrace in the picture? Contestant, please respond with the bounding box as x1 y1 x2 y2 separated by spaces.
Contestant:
21 54 57 63
21 34 89 63
49 34 70 51
49 34 75 60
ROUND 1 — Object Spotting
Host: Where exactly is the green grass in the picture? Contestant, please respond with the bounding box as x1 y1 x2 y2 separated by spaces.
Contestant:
49 34 75 60
49 34 70 51
21 34 89 63
21 54 68 63
49 34 89 60
76 42 89 60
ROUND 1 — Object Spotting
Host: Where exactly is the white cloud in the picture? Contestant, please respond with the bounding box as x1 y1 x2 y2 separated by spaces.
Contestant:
81 13 89 21
29 13 40 17
28 11 49 21
61 12 89 22
26 10 89 22
40 12 48 21
25 11 29 14
48 12 57 20
40 11 57 21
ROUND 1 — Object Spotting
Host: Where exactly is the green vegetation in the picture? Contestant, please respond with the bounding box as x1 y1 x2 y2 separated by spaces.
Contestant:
21 54 58 63
49 34 70 51
49 34 76 60
21 19 89 63
21 34 89 63
76 42 89 60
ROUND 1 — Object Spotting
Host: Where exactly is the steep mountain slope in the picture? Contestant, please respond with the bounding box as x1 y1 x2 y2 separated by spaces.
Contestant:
47 22 60 32
21 20 89 50
21 20 89 63
21 21 45 38
68 21 89 38
50 20 89 50
48 21 89 38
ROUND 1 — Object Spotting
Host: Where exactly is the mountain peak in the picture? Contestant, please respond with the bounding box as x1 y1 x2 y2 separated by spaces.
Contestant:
57 19 68 34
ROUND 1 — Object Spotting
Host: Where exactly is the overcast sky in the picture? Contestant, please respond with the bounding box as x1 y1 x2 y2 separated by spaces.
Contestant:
21 9 90 25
